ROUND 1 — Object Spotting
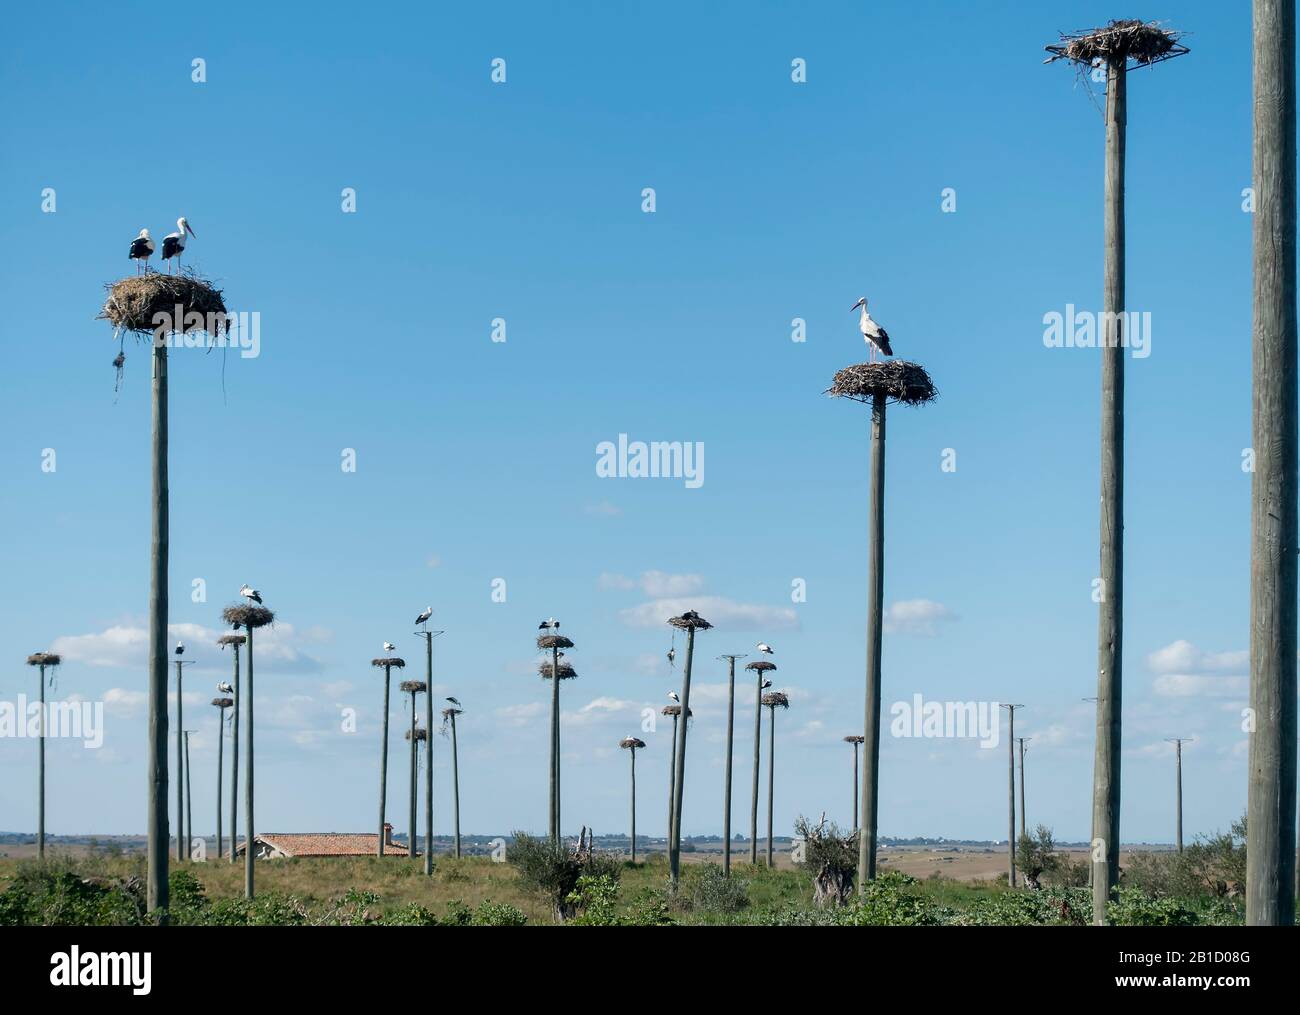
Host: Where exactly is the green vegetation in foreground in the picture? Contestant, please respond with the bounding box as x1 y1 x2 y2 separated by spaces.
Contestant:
0 844 1247 927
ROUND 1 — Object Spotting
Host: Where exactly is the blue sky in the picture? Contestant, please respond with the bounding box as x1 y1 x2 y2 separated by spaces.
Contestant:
0 1 1275 846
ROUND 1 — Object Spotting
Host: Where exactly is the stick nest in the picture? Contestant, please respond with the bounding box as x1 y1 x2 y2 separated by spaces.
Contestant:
372 657 406 669
400 680 427 694
1044 19 1187 67
537 634 574 650
406 728 428 742
539 661 577 680
661 704 693 718
745 660 777 673
26 653 62 667
667 612 712 630
222 604 275 630
212 697 234 709
843 734 865 745
217 633 246 647
762 691 790 709
620 737 646 749
440 707 463 719
828 361 937 407
99 273 229 336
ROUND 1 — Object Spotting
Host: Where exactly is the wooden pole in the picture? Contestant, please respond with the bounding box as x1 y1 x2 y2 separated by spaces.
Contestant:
1248 0 1298 928
422 633 434 874
147 337 169 915
669 625 696 886
215 708 223 862
766 704 776 867
859 391 887 887
667 714 679 851
629 747 638 863
244 626 255 899
1175 740 1184 853
549 644 559 844
1001 705 1020 887
377 662 391 857
229 645 239 863
175 660 185 861
407 689 418 859
450 711 462 859
1017 737 1028 839
1092 54 1127 927
37 664 45 859
722 655 737 876
852 740 859 828
750 670 761 865
184 731 193 859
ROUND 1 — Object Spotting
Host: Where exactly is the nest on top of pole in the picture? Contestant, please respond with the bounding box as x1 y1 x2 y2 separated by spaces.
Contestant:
99 272 229 336
222 605 275 630
1044 19 1188 68
827 361 937 408
26 653 61 667
745 660 776 673
843 734 865 745
405 727 428 742
400 680 427 694
762 692 790 709
661 704 693 718
620 736 646 750
539 660 577 680
668 611 712 631
212 697 234 709
372 656 406 669
217 633 246 648
537 634 574 650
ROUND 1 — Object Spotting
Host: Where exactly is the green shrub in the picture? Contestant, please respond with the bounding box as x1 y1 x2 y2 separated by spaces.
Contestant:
471 901 528 926
507 831 620 920
567 874 622 925
382 902 439 926
690 864 749 913
835 872 943 926
1108 888 1199 927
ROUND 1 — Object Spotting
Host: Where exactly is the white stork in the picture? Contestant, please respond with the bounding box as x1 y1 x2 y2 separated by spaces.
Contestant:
129 229 155 274
383 641 397 652
217 681 234 694
667 690 681 703
160 217 196 274
239 584 262 605
415 606 433 626
175 641 185 656
761 679 773 689
538 617 559 631
446 696 461 706
667 647 676 666
851 297 893 362
756 642 774 655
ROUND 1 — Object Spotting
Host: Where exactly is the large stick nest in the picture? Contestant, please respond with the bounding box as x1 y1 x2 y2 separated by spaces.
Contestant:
661 704 693 718
620 737 646 749
99 273 229 336
667 612 712 631
762 691 790 709
400 680 427 694
1044 20 1188 68
843 734 865 745
217 633 246 647
222 604 275 630
406 727 428 742
26 653 62 667
537 634 574 650
828 361 937 407
440 707 463 719
745 660 777 673
372 657 407 669
539 660 577 680
212 697 234 709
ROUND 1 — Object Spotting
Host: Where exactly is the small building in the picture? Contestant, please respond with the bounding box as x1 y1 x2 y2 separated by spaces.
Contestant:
235 823 410 859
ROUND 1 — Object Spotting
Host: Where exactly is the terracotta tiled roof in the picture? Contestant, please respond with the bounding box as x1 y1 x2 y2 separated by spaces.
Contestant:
254 832 409 857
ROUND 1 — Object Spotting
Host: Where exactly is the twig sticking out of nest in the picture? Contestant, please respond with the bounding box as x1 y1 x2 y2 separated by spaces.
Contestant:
372 657 406 669
667 612 712 631
745 660 777 673
222 605 275 630
843 734 865 745
400 680 427 694
406 728 428 742
539 661 577 680
212 697 234 709
620 737 646 750
99 273 229 336
828 361 937 407
537 634 574 650
762 692 790 709
26 653 62 667
1044 19 1188 68
661 705 692 718
217 633 247 647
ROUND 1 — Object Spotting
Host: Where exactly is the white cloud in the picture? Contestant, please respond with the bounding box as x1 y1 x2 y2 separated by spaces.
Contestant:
618 595 799 632
883 599 955 636
1153 674 1247 698
1146 640 1246 675
598 572 638 591
495 702 544 728
639 571 705 597
52 621 326 674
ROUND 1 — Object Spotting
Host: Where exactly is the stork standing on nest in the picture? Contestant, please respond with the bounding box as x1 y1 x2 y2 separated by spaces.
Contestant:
851 297 893 363
160 217 196 274
129 229 155 274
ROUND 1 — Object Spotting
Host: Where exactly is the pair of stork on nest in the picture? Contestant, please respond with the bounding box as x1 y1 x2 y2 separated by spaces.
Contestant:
128 217 197 275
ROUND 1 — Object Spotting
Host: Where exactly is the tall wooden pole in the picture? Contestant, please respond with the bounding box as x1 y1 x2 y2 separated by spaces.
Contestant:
1175 740 1184 853
450 711 462 858
1001 704 1018 887
407 690 418 859
377 663 391 857
669 626 697 886
721 655 739 876
175 660 185 861
183 731 193 858
422 633 434 874
215 709 223 862
1017 737 1028 839
859 392 887 887
667 714 679 850
37 664 46 859
750 671 762 865
244 625 255 898
766 705 776 867
852 740 859 827
549 644 560 844
147 338 169 915
229 646 239 863
1248 0 1298 928
629 747 638 863
1091 54 1127 927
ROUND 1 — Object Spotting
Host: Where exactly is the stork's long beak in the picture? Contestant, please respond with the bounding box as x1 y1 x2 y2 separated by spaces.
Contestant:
851 300 864 311
186 223 197 238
